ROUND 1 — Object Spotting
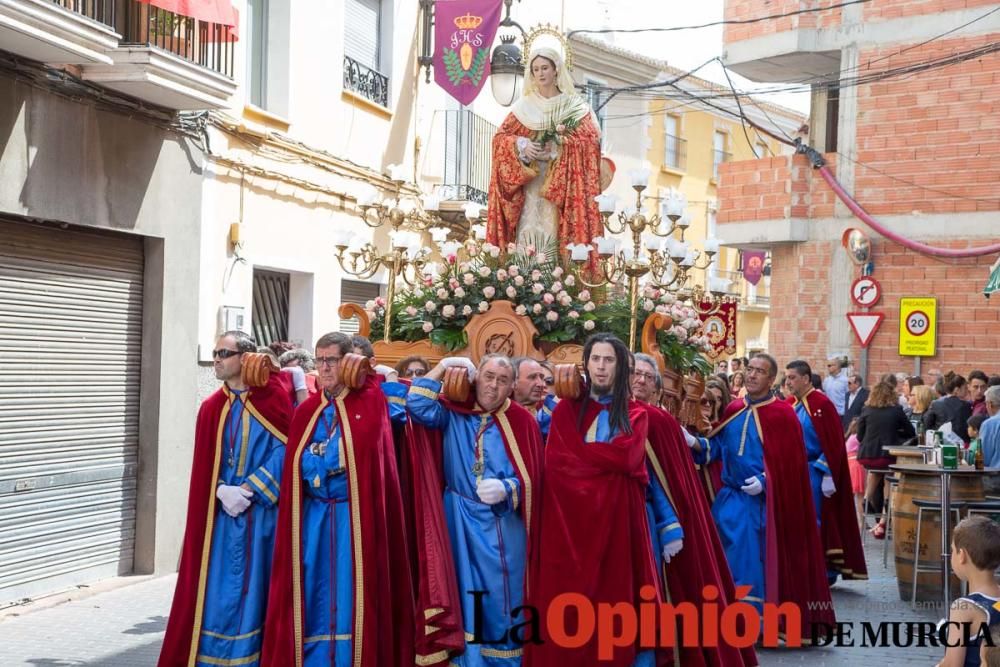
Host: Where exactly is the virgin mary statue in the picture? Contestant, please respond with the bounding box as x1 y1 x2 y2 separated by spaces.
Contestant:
486 46 604 251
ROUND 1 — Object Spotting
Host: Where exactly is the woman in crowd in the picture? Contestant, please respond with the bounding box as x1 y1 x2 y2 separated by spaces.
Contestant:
729 370 747 399
924 372 973 443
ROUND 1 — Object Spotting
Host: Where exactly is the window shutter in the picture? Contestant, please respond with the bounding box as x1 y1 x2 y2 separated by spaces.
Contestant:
339 279 382 335
344 0 381 71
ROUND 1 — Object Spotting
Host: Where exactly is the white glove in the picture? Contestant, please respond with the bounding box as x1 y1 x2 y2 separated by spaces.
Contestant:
740 476 764 497
662 539 684 563
281 365 307 392
476 479 508 505
683 430 698 449
441 356 477 382
821 475 836 498
216 484 253 517
373 364 398 383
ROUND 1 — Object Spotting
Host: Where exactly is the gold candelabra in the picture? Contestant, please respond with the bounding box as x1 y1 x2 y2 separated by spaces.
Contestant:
568 177 727 350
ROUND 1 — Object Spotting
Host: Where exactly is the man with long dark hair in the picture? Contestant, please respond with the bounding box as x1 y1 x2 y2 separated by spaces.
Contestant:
526 334 660 667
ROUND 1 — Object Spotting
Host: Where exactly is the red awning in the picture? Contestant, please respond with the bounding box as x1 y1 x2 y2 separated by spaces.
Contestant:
140 0 238 28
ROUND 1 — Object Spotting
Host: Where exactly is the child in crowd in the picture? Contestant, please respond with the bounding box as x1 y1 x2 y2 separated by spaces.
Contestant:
936 515 1000 667
845 418 864 527
968 414 988 464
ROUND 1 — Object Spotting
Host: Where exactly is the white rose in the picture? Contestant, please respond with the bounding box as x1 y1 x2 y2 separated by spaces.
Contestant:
559 295 572 306
422 321 434 333
463 273 475 286
453 287 466 299
514 275 525 286
365 300 376 310
506 286 518 298
532 303 543 314
462 305 473 316
552 267 564 278
508 266 520 277
496 269 508 282
425 301 437 312
489 246 501 258
437 288 448 300
483 286 496 299
643 287 655 299
459 262 471 273
405 305 418 316
551 281 562 293
515 305 527 316
546 311 559 322
583 320 595 331
583 301 596 312
565 275 576 287
441 304 456 318
568 310 579 319
579 290 591 301
643 299 655 312
532 283 544 295
531 270 542 281
414 288 425 299
478 266 491 278
655 304 667 314
478 301 489 313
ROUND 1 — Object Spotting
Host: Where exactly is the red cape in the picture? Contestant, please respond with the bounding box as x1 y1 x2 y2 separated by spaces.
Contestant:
642 404 758 667
260 376 415 666
525 398 658 667
159 377 292 667
715 397 836 642
399 393 542 665
789 390 867 580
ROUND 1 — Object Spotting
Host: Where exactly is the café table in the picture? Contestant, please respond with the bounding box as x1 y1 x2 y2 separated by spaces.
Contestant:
889 463 999 610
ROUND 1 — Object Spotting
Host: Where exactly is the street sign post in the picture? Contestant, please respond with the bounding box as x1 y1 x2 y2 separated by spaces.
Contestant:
851 276 882 308
898 297 937 356
847 312 884 347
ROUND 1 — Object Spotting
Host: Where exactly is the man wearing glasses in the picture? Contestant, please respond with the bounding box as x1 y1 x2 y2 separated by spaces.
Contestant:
512 357 558 440
687 353 835 643
262 331 416 665
160 331 293 667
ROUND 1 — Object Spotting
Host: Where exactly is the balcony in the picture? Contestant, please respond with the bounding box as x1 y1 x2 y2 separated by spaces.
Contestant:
81 0 236 110
440 109 496 208
663 134 687 172
0 0 119 65
712 149 732 182
716 269 770 310
343 54 388 109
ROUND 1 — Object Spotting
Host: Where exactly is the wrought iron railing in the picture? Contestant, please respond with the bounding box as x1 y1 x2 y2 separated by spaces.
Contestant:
716 268 769 306
712 149 732 181
54 0 115 27
664 134 687 171
118 0 235 78
343 55 389 108
441 109 497 207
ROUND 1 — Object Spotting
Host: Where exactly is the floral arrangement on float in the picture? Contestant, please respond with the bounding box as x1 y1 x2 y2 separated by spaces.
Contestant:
364 234 713 375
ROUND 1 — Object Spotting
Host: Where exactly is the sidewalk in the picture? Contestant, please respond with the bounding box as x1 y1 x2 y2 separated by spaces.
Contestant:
0 539 949 666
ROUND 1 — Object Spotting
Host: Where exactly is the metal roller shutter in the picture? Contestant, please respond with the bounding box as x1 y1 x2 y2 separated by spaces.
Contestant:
344 0 381 70
0 219 143 606
339 279 382 335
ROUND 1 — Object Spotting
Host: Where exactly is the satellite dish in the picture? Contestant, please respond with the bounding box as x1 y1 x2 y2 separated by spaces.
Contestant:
841 228 871 266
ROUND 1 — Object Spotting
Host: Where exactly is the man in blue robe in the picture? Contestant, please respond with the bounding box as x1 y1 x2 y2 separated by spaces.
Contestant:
407 354 543 667
785 360 835 525
511 356 557 440
160 332 292 667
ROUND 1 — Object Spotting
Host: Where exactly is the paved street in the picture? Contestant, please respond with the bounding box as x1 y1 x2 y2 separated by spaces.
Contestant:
0 537 950 666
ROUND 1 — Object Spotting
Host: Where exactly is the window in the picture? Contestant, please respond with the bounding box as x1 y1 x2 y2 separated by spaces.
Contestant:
664 115 684 170
246 0 268 108
340 279 382 334
712 131 729 181
754 140 769 158
585 79 607 147
345 0 382 70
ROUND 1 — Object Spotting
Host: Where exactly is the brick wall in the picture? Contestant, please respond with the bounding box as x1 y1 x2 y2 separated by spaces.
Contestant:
717 153 837 223
723 0 843 44
855 34 1000 215
766 238 999 382
863 0 997 22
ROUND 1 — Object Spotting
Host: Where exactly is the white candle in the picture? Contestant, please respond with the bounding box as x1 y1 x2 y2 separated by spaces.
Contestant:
429 226 450 244
422 193 441 212
332 229 353 248
629 168 651 187
622 246 635 262
567 244 590 262
422 261 440 277
389 230 408 250
356 185 379 207
709 276 730 293
681 250 696 267
669 240 688 260
594 193 618 213
704 237 720 254
644 235 662 252
664 189 685 218
441 240 462 257
594 236 617 256
464 203 483 221
677 213 692 229
470 223 487 240
387 163 406 182
347 235 366 252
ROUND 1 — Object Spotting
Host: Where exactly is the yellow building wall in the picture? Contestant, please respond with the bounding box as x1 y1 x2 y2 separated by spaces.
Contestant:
646 100 782 358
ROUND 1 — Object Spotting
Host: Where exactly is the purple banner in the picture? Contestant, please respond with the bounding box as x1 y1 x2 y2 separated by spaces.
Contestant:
434 0 502 106
742 250 767 286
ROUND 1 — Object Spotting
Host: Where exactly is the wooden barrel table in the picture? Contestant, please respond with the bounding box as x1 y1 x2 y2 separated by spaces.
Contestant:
890 464 990 603
887 446 928 466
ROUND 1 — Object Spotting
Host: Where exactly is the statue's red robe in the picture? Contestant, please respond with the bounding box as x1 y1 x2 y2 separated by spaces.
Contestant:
486 113 603 250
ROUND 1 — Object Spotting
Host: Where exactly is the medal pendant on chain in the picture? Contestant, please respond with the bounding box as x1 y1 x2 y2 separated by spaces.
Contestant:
471 461 484 476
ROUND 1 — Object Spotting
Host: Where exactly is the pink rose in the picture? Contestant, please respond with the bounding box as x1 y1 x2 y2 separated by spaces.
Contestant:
568 310 579 319
506 286 518 298
546 311 559 322
578 290 591 301
531 270 542 281
442 305 456 318
422 321 434 333
551 267 564 278
584 301 596 312
508 266 520 277
526 245 537 257
463 273 475 285
564 275 576 287
532 283 544 295
453 287 466 299
462 305 473 316
437 288 448 300
449 277 459 289
514 275 525 286
478 301 489 313
446 254 457 265
543 293 555 305
405 305 418 316
583 320 595 331
483 286 496 299
532 303 543 314
375 296 386 307
478 266 491 278
425 301 437 312
496 269 508 282
559 294 572 307
551 281 562 293
515 305 527 316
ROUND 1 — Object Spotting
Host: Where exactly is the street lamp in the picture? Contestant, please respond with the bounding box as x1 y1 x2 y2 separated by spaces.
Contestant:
490 35 523 107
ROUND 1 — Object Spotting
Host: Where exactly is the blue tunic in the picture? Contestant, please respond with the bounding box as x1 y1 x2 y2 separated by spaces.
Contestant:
793 399 830 529
382 380 409 424
197 389 285 667
407 378 525 667
299 399 355 667
534 394 557 441
694 399 767 614
587 396 677 667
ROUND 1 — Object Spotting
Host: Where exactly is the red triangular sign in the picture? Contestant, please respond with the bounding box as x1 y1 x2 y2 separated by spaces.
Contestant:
847 312 884 347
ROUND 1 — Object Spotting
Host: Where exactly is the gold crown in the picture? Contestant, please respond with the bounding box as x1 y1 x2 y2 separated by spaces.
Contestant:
454 13 483 30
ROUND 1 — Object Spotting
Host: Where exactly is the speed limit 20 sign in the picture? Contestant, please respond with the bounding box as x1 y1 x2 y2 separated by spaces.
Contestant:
899 297 937 356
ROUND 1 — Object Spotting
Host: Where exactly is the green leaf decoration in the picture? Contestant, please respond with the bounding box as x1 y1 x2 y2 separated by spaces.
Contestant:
469 48 488 86
442 49 465 86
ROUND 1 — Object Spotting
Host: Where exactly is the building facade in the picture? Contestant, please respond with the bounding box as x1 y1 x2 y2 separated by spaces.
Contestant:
718 0 1000 380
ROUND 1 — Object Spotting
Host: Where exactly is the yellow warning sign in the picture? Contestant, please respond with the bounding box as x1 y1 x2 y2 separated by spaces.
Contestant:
898 297 937 357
